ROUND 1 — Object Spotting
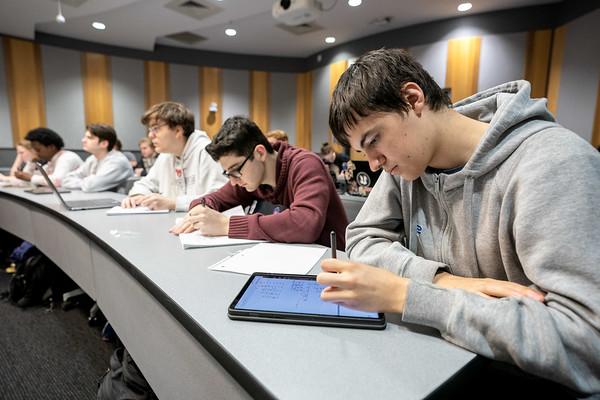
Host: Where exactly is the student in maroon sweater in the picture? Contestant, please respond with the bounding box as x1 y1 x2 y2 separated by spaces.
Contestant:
170 116 348 249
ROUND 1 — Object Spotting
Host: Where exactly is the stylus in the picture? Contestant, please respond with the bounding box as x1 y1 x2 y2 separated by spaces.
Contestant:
330 231 337 259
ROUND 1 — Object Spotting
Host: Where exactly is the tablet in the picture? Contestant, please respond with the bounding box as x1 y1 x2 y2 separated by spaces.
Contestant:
228 273 386 330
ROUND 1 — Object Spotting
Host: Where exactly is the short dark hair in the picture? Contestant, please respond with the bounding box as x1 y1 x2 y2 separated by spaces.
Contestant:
206 116 274 161
329 48 451 147
87 123 117 151
25 127 64 149
141 102 195 138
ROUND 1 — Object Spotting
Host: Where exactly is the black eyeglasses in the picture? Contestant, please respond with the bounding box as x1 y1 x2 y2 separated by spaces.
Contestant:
223 152 253 179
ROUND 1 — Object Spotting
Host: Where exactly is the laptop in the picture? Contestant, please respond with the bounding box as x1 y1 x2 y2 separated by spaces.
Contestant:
35 162 121 211
25 186 70 195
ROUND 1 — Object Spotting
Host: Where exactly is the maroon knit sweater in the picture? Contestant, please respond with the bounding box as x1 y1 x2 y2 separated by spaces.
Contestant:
189 142 348 249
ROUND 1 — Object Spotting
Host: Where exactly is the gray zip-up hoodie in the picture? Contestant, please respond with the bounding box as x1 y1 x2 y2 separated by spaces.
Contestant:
346 81 600 394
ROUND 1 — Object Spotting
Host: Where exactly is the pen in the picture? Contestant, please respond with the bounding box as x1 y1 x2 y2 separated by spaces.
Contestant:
330 230 337 259
248 200 258 215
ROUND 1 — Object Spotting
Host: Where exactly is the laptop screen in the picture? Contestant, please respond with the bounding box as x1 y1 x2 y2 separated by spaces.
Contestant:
34 162 70 208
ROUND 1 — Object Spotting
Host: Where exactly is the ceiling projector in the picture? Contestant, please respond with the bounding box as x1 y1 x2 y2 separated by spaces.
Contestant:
272 0 321 26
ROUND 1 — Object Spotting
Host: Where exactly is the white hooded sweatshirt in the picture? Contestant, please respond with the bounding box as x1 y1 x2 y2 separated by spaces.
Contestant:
128 130 227 211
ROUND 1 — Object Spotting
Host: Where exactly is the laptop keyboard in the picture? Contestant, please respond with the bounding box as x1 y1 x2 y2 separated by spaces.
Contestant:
67 199 119 208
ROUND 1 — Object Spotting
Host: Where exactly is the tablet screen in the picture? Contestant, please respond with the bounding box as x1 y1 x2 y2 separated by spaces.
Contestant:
233 275 379 319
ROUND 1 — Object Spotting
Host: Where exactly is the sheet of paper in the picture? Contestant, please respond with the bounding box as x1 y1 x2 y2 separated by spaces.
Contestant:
221 205 246 217
209 243 327 275
179 233 262 249
177 205 249 249
106 206 170 215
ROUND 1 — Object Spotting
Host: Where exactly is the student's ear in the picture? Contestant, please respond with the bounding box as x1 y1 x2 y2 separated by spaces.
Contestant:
100 139 109 150
174 125 185 139
402 82 425 117
254 144 267 161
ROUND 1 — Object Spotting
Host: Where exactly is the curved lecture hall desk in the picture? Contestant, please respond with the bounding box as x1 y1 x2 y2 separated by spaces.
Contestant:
0 187 477 400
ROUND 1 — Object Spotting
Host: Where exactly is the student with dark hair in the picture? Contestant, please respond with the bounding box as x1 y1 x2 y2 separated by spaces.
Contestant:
21 127 83 187
171 116 348 249
317 48 600 395
63 124 133 192
121 102 226 211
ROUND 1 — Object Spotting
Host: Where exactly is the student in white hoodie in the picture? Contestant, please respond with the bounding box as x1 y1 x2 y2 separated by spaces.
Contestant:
318 49 600 396
62 124 133 192
18 127 83 187
121 102 227 211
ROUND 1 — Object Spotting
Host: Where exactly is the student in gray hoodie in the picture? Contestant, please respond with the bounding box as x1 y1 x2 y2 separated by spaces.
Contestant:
317 48 600 396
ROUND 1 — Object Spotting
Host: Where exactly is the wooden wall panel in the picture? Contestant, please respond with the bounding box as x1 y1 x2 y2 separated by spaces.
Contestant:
524 30 553 99
445 36 482 103
144 61 169 109
592 78 600 148
546 26 566 116
3 37 46 144
81 52 113 125
295 72 312 150
199 67 222 138
250 71 270 133
328 60 347 154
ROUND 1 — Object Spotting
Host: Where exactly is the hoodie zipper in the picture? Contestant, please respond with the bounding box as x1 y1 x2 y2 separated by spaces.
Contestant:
435 174 454 275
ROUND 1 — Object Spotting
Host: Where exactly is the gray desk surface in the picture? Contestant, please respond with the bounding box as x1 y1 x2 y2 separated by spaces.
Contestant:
0 187 477 400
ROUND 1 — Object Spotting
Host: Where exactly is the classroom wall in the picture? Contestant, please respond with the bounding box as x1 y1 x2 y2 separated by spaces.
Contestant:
477 32 527 92
0 40 13 147
41 46 86 149
555 9 600 143
112 56 145 150
0 40 12 147
409 40 448 89
169 63 201 132
311 65 329 153
269 72 297 144
222 69 250 122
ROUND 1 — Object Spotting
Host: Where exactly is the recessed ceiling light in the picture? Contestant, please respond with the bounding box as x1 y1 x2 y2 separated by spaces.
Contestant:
325 36 336 44
225 28 237 37
457 3 472 12
92 21 106 30
348 0 362 6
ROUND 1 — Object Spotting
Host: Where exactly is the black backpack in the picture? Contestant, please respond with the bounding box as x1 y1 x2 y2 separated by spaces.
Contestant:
97 347 157 400
8 253 52 307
